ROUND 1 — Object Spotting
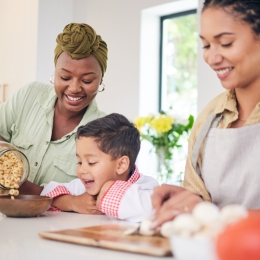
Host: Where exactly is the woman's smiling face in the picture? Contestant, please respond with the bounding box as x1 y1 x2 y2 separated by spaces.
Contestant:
54 52 102 114
200 7 260 91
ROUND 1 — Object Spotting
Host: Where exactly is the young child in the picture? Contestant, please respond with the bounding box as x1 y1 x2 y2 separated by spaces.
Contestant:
41 113 159 222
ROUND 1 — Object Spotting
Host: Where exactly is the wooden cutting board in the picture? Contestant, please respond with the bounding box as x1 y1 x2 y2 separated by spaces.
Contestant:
39 224 172 257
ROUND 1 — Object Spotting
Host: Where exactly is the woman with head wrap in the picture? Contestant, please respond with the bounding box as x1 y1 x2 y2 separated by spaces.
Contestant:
0 23 108 214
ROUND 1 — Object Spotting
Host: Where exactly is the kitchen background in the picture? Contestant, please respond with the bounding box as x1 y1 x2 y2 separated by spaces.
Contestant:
0 0 224 181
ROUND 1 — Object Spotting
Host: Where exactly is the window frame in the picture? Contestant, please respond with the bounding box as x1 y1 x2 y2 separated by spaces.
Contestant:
158 9 197 112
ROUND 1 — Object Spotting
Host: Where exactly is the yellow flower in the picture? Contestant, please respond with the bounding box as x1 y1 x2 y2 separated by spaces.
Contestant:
134 115 154 132
134 117 146 132
144 115 154 123
150 115 174 134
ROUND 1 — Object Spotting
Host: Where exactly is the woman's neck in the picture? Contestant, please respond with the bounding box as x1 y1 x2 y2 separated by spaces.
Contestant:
235 86 260 120
55 100 87 121
51 101 87 141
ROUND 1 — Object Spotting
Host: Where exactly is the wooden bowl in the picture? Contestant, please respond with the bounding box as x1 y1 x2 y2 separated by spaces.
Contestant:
0 195 53 217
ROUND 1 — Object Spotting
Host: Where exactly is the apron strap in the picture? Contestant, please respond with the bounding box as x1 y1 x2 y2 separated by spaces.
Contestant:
191 112 222 177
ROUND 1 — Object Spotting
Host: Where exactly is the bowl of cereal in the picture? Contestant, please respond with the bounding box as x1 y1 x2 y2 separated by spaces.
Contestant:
0 195 52 217
0 141 30 197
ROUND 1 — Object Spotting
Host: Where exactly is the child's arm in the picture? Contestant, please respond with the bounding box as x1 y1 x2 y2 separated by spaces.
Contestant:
97 175 160 222
41 180 103 214
52 193 103 214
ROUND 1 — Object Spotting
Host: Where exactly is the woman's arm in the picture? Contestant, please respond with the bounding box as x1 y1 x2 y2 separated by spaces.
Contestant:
19 180 44 195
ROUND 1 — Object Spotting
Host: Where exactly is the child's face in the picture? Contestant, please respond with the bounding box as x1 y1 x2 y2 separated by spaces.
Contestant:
76 136 120 195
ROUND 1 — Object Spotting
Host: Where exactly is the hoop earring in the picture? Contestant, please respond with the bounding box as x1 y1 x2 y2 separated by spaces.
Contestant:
49 75 54 84
98 83 105 92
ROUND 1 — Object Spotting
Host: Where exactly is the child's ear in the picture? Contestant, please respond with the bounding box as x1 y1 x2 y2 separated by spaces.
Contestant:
117 156 130 175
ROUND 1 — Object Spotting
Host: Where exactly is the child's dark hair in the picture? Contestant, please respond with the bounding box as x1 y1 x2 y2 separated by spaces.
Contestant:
76 113 140 170
203 0 260 36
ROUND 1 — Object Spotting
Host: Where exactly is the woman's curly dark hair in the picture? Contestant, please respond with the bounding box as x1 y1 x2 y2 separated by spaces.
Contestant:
203 0 260 36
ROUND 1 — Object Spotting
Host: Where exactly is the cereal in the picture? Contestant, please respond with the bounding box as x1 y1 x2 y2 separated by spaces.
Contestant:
0 149 24 198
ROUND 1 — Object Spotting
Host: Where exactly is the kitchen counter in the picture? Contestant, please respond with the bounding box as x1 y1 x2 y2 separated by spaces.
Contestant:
0 211 174 260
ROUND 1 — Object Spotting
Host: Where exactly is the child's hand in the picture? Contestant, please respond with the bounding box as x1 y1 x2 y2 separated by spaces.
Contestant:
52 193 104 214
70 192 104 214
96 180 115 209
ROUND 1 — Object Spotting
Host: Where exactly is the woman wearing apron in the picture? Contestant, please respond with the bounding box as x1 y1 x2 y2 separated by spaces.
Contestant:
151 0 260 228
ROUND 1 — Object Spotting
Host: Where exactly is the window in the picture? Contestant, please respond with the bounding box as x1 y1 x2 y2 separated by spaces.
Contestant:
138 2 198 183
159 10 198 182
159 10 198 118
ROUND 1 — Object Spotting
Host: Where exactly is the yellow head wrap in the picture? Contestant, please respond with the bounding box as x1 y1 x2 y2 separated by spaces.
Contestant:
54 23 108 77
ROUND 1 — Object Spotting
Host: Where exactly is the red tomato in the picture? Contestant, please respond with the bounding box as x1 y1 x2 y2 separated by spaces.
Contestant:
216 211 260 260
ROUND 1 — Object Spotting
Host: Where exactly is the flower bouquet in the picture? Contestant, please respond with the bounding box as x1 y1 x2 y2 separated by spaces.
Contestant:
134 111 194 183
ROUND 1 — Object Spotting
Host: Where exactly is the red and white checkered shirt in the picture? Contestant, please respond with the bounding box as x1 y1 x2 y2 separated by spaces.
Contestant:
98 166 140 218
42 166 159 222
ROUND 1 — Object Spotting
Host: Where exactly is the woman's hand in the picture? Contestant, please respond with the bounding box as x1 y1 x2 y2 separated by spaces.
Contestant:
151 184 203 229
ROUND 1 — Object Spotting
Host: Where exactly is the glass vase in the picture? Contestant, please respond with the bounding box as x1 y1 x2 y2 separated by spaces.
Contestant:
155 147 172 183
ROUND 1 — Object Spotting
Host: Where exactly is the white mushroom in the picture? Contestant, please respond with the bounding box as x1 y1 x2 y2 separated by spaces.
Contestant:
123 224 140 235
160 221 175 238
220 204 248 226
171 213 202 237
192 202 220 226
199 221 224 239
139 218 156 236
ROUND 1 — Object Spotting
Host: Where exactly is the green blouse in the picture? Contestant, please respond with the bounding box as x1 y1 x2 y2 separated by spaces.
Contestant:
0 81 105 186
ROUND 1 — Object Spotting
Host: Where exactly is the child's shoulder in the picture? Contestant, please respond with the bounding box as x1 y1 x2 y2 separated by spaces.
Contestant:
136 172 160 186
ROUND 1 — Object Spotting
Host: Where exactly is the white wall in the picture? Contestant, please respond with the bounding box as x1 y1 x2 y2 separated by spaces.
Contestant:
82 0 182 120
35 0 91 84
0 0 39 99
36 0 75 84
0 0 224 116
